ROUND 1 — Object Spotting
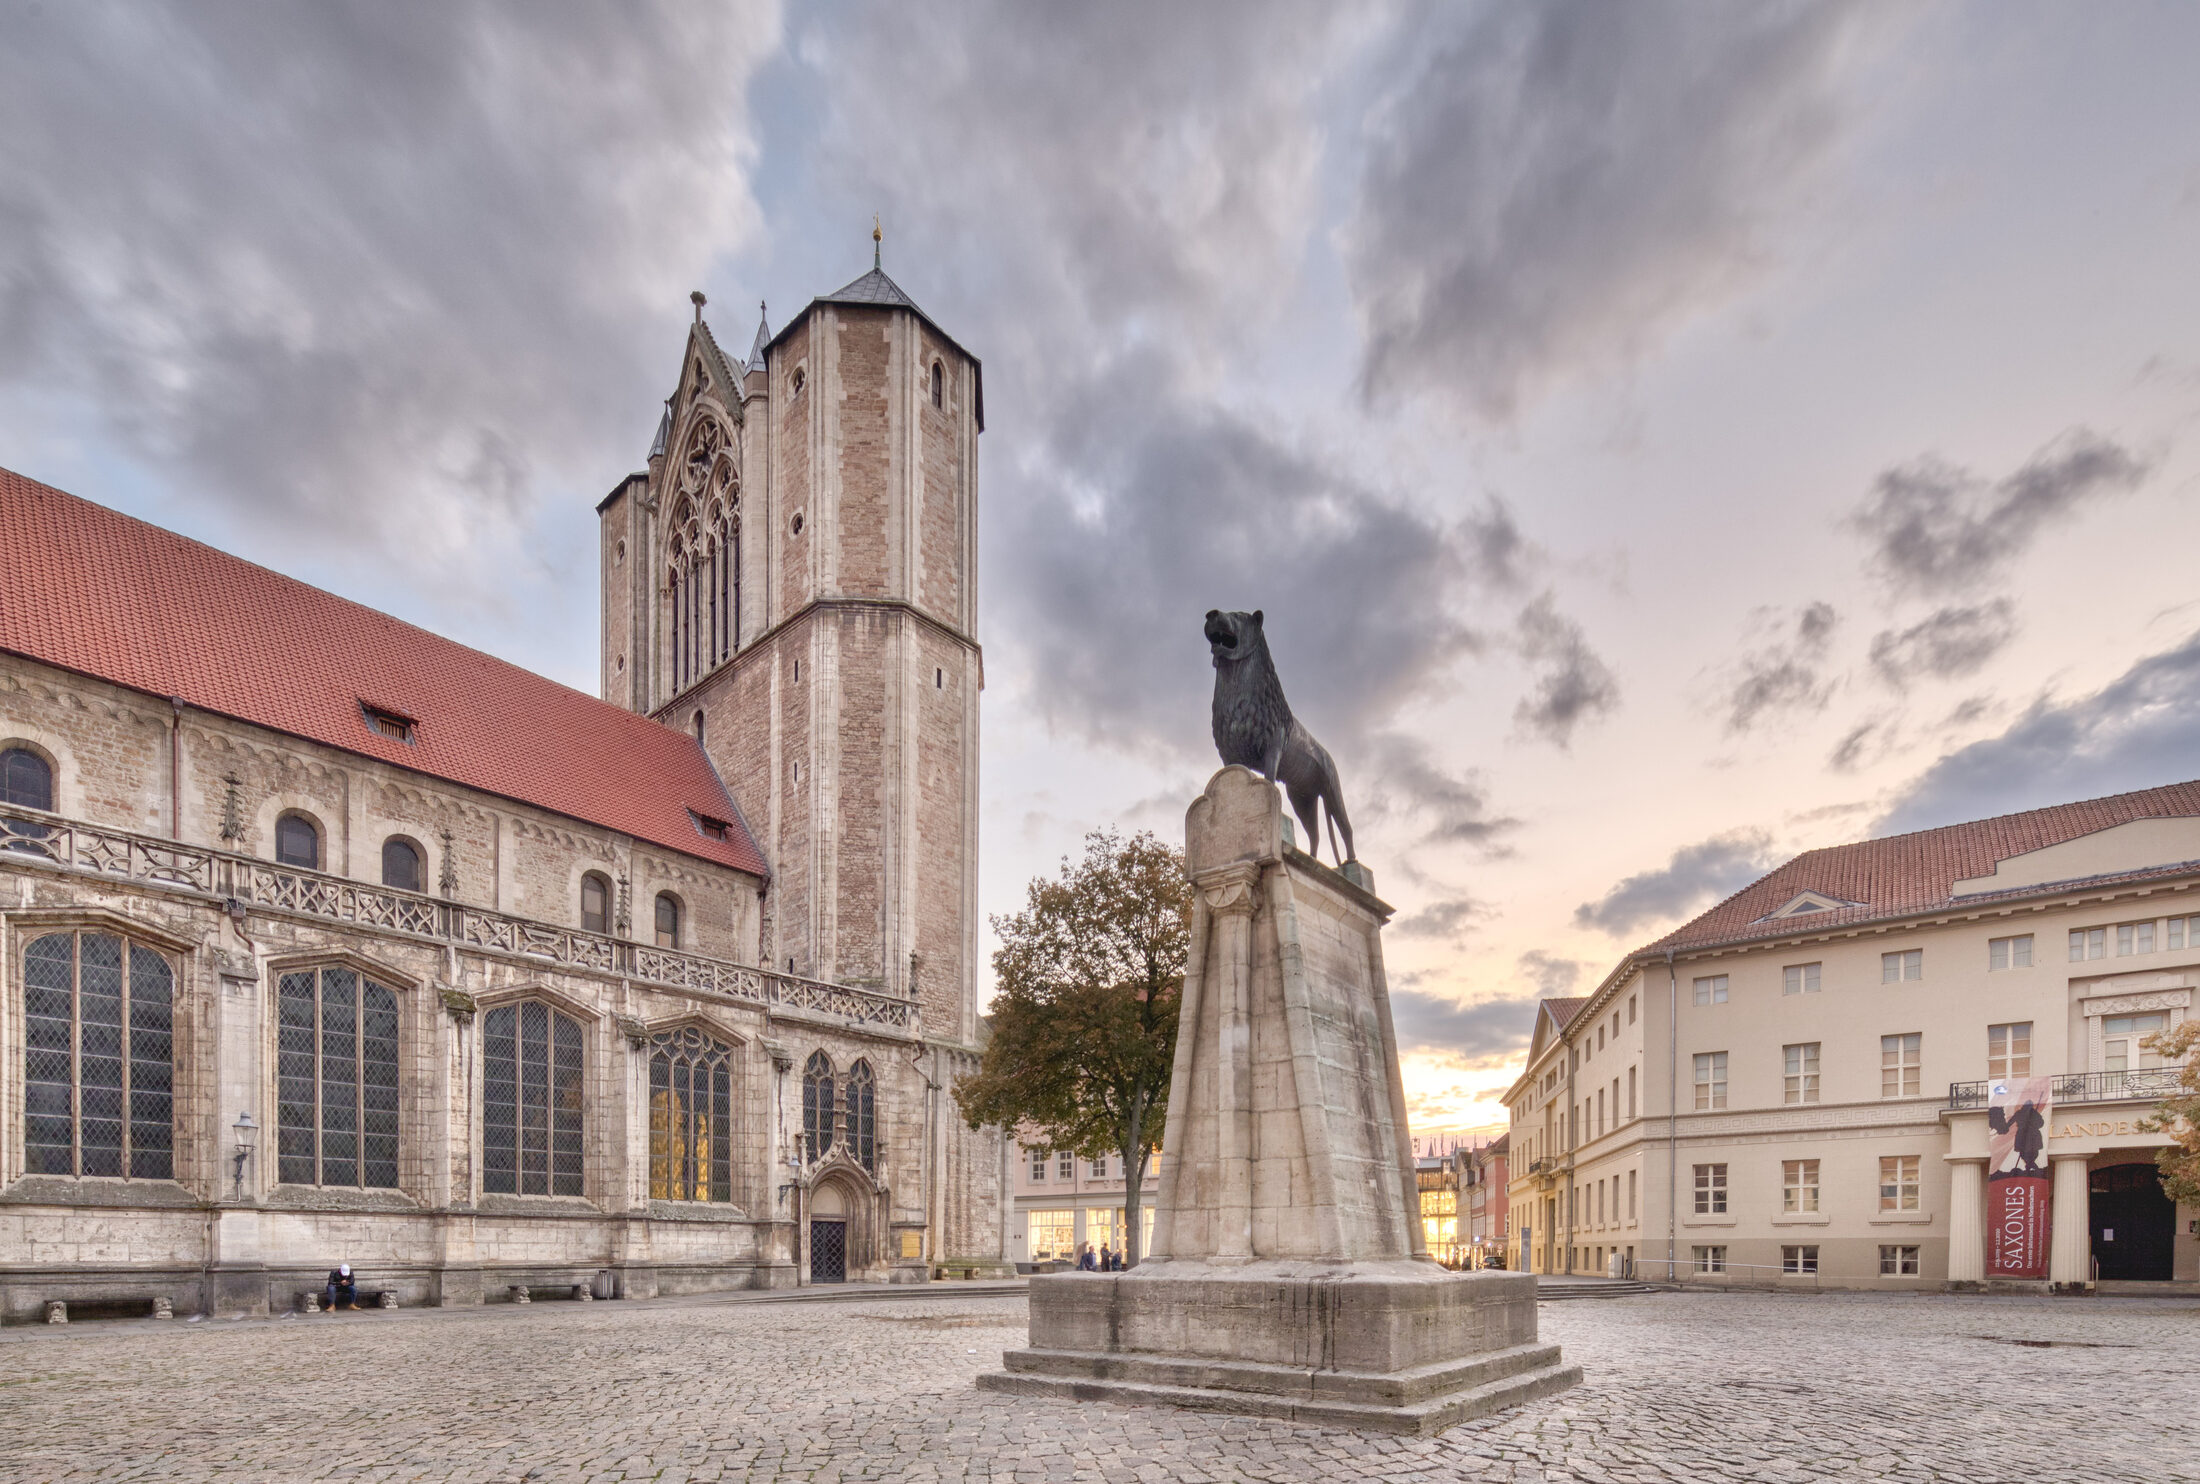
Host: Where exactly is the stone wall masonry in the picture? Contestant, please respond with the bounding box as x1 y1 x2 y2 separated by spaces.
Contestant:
915 325 968 629
834 307 894 598
777 318 814 621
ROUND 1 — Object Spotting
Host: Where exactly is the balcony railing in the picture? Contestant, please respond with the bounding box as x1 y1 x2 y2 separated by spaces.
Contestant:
0 805 916 1031
1947 1067 2183 1110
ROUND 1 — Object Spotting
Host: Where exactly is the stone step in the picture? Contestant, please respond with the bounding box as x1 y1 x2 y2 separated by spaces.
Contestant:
999 1340 1565 1408
1534 1281 1662 1299
976 1355 1583 1436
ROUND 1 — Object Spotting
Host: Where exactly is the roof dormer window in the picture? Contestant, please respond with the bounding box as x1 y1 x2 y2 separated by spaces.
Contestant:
689 809 731 842
360 703 416 744
1759 889 1856 922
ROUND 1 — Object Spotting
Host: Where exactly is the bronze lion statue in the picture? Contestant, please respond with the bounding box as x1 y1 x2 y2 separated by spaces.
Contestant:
1205 608 1356 865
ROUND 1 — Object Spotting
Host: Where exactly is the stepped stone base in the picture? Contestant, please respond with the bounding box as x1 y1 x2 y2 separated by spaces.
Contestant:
975 1261 1579 1435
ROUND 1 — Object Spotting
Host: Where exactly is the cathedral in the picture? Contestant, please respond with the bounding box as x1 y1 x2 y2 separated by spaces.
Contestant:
0 260 1006 1321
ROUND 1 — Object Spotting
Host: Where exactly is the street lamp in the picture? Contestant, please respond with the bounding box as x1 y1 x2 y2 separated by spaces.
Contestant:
231 1111 258 1199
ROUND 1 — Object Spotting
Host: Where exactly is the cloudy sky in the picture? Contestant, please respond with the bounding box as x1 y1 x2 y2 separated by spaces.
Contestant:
6 1 2199 1132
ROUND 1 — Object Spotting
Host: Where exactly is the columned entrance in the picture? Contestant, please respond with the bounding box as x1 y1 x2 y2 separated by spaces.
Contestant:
2090 1162 2174 1281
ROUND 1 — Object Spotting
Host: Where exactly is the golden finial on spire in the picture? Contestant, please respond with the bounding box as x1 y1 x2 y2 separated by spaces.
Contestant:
873 214 882 270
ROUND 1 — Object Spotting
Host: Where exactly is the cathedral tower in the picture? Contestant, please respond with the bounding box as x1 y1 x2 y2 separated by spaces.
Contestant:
597 263 984 1044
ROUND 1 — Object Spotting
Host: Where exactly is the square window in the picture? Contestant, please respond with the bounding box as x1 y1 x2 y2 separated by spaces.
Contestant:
1692 1163 1727 1215
2069 928 2106 962
1782 1244 1819 1275
1988 935 2033 971
1782 962 1822 995
1693 1052 1728 1110
2116 921 2156 956
1693 975 1728 1006
1879 1244 1921 1276
1782 1159 1819 1214
1783 1043 1821 1104
1879 1154 1920 1212
1880 950 1923 984
1881 1033 1922 1098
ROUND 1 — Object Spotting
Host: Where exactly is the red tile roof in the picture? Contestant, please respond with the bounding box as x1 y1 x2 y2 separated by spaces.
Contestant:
0 468 767 877
1650 778 2200 954
1541 996 1590 1028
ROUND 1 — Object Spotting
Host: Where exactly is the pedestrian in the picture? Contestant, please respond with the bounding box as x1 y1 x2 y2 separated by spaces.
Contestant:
1099 1243 1113 1272
324 1263 358 1311
1076 1242 1096 1272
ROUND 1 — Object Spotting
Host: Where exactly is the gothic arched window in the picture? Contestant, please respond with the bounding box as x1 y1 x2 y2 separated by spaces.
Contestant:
648 1025 734 1202
803 1051 835 1162
930 360 943 408
2 745 54 809
277 965 400 1188
24 931 174 1180
580 872 611 935
667 419 742 694
381 837 422 892
846 1058 876 1171
483 1001 584 1197
275 811 321 870
654 892 681 949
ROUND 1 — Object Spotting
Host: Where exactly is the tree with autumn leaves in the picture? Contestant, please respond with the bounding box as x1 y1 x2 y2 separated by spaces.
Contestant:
2141 1021 2200 1206
954 829 1189 1267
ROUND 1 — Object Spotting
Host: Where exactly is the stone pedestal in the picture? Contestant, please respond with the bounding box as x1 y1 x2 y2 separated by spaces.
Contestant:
977 768 1578 1434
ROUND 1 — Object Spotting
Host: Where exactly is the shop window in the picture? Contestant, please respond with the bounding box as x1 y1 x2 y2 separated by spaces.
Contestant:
648 1025 735 1202
275 811 321 870
23 931 174 1180
1026 1209 1074 1262
277 966 400 1188
483 1002 584 1197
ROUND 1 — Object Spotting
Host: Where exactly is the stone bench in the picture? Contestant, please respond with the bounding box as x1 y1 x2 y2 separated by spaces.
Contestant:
43 1296 174 1324
300 1289 397 1313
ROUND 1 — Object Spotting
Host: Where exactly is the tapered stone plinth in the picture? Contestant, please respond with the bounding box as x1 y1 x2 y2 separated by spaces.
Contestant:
978 767 1578 1434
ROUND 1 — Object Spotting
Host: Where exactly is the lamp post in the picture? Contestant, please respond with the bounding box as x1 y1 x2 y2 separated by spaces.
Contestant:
231 1111 258 1200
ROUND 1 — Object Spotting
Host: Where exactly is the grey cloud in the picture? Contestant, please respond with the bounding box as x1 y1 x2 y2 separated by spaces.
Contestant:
1389 988 1539 1061
1827 721 1881 773
1348 0 1876 418
1393 898 1480 941
1517 950 1582 997
1851 430 2150 598
1725 602 1838 732
1869 601 2019 689
0 3 776 600
1513 593 1620 748
1877 629 2200 837
1364 733 1521 849
1573 829 1774 936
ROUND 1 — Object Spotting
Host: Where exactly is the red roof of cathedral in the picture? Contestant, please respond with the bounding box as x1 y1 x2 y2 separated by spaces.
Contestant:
0 467 767 877
1649 778 2200 954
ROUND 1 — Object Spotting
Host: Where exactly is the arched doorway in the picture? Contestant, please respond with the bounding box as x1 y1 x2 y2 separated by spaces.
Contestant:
810 1180 847 1284
2090 1162 2174 1281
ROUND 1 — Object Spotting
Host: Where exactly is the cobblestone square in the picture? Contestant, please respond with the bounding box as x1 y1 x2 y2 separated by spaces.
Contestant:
2 1288 2195 1482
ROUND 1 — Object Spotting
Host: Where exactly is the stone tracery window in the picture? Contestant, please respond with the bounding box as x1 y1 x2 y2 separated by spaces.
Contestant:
846 1058 876 1171
648 1025 734 1202
803 1051 834 1162
277 966 400 1188
24 931 174 1180
667 417 741 693
483 1001 584 1197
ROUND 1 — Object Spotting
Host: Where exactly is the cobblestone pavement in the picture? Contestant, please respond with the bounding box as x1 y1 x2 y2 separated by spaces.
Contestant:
3 1287 2196 1482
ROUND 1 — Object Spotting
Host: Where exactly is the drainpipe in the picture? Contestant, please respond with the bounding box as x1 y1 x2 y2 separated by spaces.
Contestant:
168 698 185 840
1666 949 1678 1284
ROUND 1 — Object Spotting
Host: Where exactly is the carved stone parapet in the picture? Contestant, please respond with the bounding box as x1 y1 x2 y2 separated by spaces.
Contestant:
439 988 479 1025
615 1015 651 1048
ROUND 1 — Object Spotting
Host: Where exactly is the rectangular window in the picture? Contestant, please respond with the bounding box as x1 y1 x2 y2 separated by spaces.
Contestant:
1629 994 1637 1024
1028 1148 1047 1182
1058 1150 1075 1181
1026 1209 1075 1262
1692 974 1729 1006
2168 915 2200 950
1596 1088 1605 1136
1628 1169 1638 1221
1880 950 1923 983
1091 1157 1110 1179
1988 934 2033 970
1693 1244 1726 1274
1782 962 1822 995
1782 1245 1820 1275
1692 1163 1727 1215
1783 1042 1821 1104
1879 1244 1921 1276
1627 1066 1637 1119
1987 1022 2032 1080
1693 1051 1728 1110
1782 1158 1820 1214
2116 921 2157 956
2069 928 2106 962
1879 1154 1920 1212
1881 1033 1922 1097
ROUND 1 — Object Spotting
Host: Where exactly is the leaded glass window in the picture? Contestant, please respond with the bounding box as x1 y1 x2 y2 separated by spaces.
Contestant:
648 1026 734 1202
2 746 54 808
580 872 611 934
846 1058 876 1171
483 1002 584 1196
275 812 320 869
277 967 400 1188
24 931 173 1179
381 837 422 892
802 1051 834 1162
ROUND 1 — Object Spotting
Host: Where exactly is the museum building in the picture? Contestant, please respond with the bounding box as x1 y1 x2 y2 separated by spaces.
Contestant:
0 262 1008 1322
1502 782 2197 1291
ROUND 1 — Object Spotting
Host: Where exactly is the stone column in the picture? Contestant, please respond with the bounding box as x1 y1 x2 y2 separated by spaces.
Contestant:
2048 1155 2093 1293
1945 1156 1986 1288
1201 864 1260 1263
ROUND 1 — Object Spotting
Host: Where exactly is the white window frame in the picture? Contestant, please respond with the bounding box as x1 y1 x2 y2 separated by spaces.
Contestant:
2069 927 2106 962
1880 949 1923 984
2116 921 2157 956
2168 915 2200 950
1783 1042 1821 1105
1693 1244 1726 1274
1881 1033 1921 1098
1879 1154 1920 1213
1988 934 2033 971
1987 1022 2031 1080
1693 975 1728 1006
1781 1158 1820 1214
1878 1244 1920 1276
1692 1163 1727 1215
1693 1051 1728 1111
1781 1244 1819 1275
1782 962 1821 995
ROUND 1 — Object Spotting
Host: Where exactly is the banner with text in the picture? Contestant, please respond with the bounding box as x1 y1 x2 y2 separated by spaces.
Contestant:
1986 1076 2054 1279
